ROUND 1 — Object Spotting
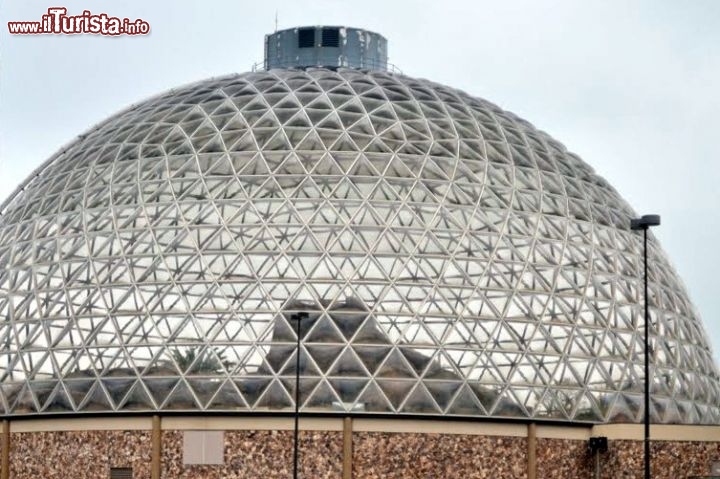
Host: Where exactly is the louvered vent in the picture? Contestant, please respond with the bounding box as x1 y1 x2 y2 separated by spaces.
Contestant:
321 27 340 47
265 26 388 70
297 28 314 48
109 468 132 479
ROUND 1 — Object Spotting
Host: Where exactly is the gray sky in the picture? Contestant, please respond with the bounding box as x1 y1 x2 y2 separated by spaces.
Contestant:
2 0 719 359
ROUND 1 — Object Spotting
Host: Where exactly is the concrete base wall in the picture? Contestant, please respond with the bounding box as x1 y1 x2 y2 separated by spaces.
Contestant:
354 433 526 478
11 430 152 479
162 430 342 479
537 438 720 478
4 417 720 478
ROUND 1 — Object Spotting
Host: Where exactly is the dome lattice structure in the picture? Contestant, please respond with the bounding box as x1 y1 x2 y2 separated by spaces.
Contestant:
0 68 718 423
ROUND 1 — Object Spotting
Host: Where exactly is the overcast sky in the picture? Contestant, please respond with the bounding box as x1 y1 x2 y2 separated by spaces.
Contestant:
2 0 719 359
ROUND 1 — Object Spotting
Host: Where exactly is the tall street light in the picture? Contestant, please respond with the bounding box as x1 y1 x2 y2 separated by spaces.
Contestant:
630 214 660 479
291 312 308 479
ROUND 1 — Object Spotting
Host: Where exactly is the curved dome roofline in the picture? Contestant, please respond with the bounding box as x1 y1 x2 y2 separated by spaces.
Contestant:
0 67 717 424
0 73 243 216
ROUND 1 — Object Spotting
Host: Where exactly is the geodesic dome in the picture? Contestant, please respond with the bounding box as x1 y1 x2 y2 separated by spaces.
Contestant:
0 68 718 423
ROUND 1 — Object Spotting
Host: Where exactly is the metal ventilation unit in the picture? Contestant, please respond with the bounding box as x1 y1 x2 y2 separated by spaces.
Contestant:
264 26 388 71
109 468 133 479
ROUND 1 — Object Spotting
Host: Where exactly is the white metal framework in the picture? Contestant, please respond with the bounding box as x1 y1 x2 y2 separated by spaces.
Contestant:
0 68 717 423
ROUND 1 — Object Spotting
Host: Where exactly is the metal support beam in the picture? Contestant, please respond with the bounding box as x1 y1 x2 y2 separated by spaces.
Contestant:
151 415 161 479
527 422 537 479
343 417 353 479
292 312 308 479
1 420 9 479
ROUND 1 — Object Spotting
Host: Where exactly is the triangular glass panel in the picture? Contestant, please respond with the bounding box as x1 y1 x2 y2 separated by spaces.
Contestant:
376 349 416 378
187 378 225 408
270 315 297 343
62 379 95 411
399 347 433 376
308 152 343 176
353 317 391 344
78 382 114 412
278 348 322 377
328 378 368 404
235 377 272 408
186 348 229 376
327 348 368 377
327 310 367 340
471 384 503 414
264 345 295 375
400 383 440 414
305 315 346 344
376 379 415 410
424 381 463 412
142 378 179 408
28 380 57 412
305 345 344 374
255 379 293 410
101 378 136 408
303 379 341 411
422 352 461 380
354 380 391 412
575 391 603 422
6 383 38 414
353 346 392 375
294 129 325 151
162 379 198 410
206 380 247 410
121 381 156 410
279 377 321 409
42 382 75 412
445 384 485 416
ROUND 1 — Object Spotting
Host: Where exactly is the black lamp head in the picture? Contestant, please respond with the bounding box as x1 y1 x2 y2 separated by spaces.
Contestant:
588 436 608 453
630 214 661 231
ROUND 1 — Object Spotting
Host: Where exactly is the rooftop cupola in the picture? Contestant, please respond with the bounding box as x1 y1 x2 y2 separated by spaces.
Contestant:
264 26 388 71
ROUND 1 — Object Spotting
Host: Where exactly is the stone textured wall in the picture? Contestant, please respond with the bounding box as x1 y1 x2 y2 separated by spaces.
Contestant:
353 432 527 478
603 440 719 479
6 427 720 478
161 430 342 479
537 438 592 478
9 429 342 479
538 438 720 479
657 440 720 477
10 430 152 479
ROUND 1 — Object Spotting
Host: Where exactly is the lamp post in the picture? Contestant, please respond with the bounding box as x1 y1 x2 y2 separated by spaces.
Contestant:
630 214 660 479
291 312 308 479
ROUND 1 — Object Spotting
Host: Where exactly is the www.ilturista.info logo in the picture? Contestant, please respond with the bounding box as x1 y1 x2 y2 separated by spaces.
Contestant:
8 7 150 35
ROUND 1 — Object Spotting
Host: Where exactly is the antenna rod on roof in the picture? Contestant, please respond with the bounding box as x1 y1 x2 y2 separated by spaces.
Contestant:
274 11 278 32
